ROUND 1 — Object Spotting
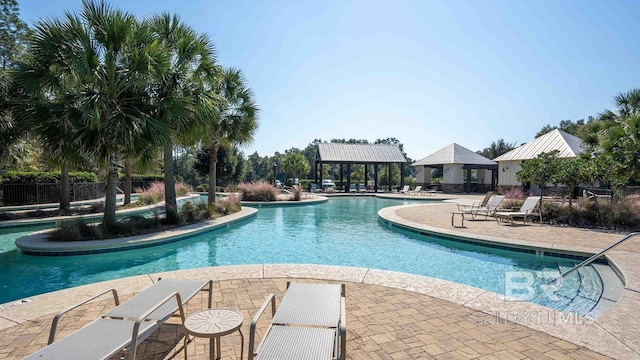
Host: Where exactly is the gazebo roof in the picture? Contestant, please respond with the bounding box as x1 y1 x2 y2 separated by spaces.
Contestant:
316 143 407 163
413 143 496 166
493 129 584 161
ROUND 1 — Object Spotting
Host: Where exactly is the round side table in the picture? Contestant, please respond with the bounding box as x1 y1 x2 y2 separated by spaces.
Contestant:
184 309 244 360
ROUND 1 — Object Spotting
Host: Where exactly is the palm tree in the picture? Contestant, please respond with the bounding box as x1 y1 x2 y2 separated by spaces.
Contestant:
204 67 258 206
283 153 309 180
18 0 172 228
146 13 219 223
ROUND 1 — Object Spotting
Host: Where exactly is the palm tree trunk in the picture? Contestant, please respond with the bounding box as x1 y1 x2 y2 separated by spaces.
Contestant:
103 167 118 229
60 162 70 213
163 144 178 224
124 160 132 205
208 143 218 206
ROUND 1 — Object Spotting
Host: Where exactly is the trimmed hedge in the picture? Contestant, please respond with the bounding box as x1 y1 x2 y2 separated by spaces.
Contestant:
1 171 99 184
117 173 164 182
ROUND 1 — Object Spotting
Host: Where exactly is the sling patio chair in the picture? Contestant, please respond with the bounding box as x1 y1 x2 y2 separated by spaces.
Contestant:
457 191 494 211
409 185 423 195
494 196 542 225
25 278 213 360
249 282 346 360
462 195 505 220
399 185 410 193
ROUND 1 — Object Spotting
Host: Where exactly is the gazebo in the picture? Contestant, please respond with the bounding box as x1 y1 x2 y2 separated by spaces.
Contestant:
315 143 408 192
493 129 584 193
413 143 498 193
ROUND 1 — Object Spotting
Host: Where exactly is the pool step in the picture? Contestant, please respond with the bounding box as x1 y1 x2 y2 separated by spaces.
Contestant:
588 263 625 318
560 266 601 316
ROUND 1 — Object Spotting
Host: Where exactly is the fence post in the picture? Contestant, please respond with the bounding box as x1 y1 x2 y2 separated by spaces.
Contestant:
36 183 39 205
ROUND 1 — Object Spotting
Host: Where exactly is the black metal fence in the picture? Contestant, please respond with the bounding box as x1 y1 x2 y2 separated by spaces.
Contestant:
0 182 106 206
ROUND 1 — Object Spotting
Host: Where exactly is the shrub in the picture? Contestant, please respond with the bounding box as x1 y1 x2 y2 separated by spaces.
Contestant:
299 179 312 190
292 185 301 201
542 197 640 231
89 202 105 213
195 184 207 192
49 219 103 241
134 181 192 205
210 194 242 218
175 182 192 196
238 181 277 201
225 183 240 193
502 187 528 209
180 201 211 224
135 181 165 205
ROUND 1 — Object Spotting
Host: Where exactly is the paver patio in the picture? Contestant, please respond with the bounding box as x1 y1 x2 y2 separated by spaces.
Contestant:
0 278 610 360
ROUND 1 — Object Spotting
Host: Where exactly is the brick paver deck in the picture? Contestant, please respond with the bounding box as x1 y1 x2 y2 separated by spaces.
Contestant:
0 278 609 360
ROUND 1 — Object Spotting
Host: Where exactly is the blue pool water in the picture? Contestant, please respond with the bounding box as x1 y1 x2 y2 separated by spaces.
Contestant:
0 197 601 314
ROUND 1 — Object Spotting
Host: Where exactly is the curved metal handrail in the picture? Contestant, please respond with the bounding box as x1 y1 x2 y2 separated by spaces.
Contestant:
551 232 639 284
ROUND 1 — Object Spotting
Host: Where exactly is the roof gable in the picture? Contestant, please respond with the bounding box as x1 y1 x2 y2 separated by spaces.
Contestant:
413 143 496 166
317 143 407 163
493 129 584 161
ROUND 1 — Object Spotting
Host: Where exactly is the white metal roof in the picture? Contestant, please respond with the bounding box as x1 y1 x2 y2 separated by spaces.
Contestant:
316 143 407 163
412 143 497 166
493 129 584 161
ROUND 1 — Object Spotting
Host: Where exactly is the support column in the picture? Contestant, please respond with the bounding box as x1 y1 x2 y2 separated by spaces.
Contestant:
388 164 392 191
374 164 378 192
340 164 344 191
466 168 472 193
320 162 323 187
346 164 352 193
400 163 405 189
314 161 318 187
364 164 368 192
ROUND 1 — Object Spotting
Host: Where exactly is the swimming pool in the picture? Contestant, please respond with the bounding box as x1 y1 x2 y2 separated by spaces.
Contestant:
0 197 603 315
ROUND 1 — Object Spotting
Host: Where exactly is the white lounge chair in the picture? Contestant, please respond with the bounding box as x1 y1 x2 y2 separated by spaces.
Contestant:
358 184 367 193
249 282 346 360
457 191 494 211
349 184 357 193
25 279 213 360
462 195 505 220
409 185 423 195
399 185 410 193
495 196 542 225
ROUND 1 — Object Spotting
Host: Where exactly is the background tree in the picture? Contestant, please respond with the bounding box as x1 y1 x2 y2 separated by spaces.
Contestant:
535 119 586 138
0 0 30 70
582 89 640 193
0 0 30 169
282 152 310 180
204 67 258 205
477 138 517 159
552 158 582 207
516 151 561 211
195 143 246 186
146 13 219 223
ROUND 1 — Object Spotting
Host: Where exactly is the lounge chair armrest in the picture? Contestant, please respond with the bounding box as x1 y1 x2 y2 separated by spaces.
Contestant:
129 292 184 360
248 294 277 360
48 288 119 344
339 297 347 360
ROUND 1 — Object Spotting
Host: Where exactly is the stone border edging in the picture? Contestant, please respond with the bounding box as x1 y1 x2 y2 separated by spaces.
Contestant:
241 195 328 207
0 194 201 229
0 264 635 359
14 207 257 256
